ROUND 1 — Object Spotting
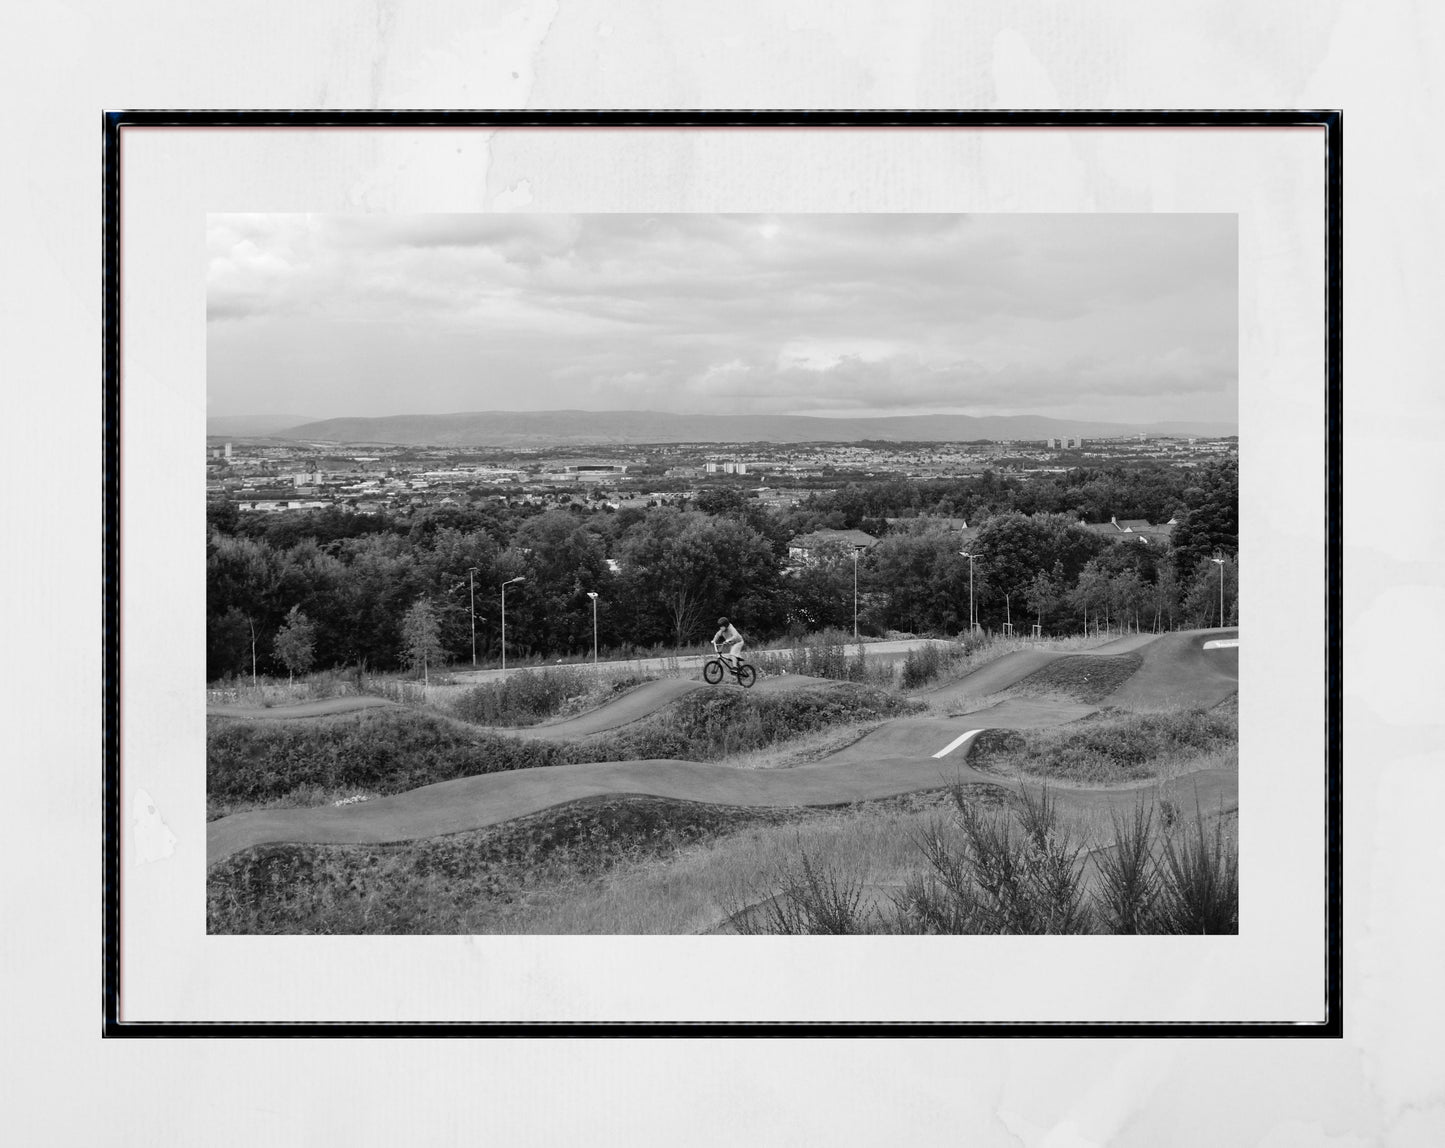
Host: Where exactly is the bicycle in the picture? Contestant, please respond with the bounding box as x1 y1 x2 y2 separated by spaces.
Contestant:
704 642 757 688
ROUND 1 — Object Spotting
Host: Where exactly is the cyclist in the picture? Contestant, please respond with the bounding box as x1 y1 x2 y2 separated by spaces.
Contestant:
711 616 745 669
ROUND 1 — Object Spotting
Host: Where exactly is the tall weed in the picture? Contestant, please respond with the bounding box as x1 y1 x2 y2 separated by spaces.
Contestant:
1093 799 1163 934
1158 796 1239 934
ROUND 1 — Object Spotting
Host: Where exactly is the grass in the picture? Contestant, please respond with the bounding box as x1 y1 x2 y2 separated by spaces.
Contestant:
206 776 1237 935
206 709 565 820
564 682 923 764
208 793 865 934
738 786 1238 936
967 705 1238 785
750 629 897 687
446 665 647 727
208 787 973 935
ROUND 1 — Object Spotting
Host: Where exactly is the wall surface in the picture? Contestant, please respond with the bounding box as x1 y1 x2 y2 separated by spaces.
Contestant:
3 1 1440 1143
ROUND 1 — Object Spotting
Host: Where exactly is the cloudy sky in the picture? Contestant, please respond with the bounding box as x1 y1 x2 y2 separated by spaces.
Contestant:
207 213 1237 425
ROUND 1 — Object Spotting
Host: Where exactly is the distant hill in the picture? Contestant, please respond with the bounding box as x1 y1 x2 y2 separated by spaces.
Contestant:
270 410 1236 447
208 414 321 438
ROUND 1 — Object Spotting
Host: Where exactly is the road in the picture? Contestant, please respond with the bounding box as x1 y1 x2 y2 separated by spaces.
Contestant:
206 628 1240 867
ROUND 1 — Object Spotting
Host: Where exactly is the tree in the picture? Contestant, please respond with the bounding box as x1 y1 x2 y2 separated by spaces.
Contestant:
1170 459 1239 577
1024 564 1064 635
617 509 782 648
272 606 317 684
400 598 446 684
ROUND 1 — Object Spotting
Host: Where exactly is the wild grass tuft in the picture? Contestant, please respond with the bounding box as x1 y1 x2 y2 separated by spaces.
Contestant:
1093 799 1163 934
729 841 876 935
1157 794 1239 934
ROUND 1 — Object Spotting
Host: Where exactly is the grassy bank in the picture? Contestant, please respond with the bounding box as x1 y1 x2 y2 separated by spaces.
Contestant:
728 785 1238 935
206 709 566 820
565 682 923 763
968 705 1237 785
446 665 649 727
206 788 971 935
207 780 1236 936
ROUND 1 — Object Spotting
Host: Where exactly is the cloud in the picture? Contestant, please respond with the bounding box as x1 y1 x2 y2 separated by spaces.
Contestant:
207 212 1237 424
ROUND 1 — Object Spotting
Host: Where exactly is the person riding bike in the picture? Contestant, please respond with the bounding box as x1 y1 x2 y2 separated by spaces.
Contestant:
711 616 745 669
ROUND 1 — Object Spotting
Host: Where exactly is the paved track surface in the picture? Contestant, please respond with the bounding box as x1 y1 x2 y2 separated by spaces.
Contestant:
207 752 1236 867
207 629 1239 867
1103 628 1238 710
922 631 1161 706
822 699 1099 766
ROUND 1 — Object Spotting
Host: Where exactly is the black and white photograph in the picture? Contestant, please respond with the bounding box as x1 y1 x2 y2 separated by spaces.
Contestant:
204 211 1242 938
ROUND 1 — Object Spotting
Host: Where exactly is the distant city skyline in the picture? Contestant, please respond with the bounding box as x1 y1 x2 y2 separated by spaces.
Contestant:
208 213 1238 427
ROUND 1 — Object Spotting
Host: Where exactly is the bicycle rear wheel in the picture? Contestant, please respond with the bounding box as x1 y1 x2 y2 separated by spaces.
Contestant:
737 663 757 689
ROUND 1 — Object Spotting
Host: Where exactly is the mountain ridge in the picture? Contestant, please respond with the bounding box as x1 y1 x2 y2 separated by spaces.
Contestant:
246 409 1237 447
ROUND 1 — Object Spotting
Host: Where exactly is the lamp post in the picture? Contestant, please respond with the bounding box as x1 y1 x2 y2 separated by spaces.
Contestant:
850 546 862 639
586 591 599 671
468 567 479 666
960 550 982 633
1210 555 1227 627
501 576 525 677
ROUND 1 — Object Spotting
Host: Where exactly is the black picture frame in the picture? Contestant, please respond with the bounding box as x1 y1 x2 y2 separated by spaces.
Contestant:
103 108 1341 1037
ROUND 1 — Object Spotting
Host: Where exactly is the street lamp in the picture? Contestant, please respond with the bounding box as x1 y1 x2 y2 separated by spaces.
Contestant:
1210 555 1227 627
586 591 599 671
850 546 863 639
501 576 525 677
960 549 982 634
467 566 479 666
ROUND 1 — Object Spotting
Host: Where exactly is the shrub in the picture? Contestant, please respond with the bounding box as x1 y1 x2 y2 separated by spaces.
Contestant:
570 683 921 763
449 665 600 726
730 842 875 935
1094 799 1163 934
900 642 962 689
939 785 1092 934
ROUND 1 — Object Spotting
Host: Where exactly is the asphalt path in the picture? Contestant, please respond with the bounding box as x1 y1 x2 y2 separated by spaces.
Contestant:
206 628 1239 867
921 630 1160 706
1105 628 1238 710
207 752 1236 867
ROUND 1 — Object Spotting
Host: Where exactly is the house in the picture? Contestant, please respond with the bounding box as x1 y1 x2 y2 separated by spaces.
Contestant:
787 528 879 567
884 516 981 544
1078 516 1177 546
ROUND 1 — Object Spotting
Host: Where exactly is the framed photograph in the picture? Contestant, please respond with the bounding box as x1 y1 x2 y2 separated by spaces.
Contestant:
104 110 1340 1033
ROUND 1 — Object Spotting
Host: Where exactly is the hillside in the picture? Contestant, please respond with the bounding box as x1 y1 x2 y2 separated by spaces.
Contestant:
268 409 1236 447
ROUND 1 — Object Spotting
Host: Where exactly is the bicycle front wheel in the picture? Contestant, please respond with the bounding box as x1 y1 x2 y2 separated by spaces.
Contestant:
703 659 724 685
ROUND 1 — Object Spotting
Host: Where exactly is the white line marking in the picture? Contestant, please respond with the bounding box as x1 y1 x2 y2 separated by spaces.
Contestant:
933 729 983 759
1203 639 1239 649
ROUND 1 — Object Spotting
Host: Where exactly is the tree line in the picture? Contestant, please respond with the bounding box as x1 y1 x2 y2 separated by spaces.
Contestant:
206 459 1238 681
